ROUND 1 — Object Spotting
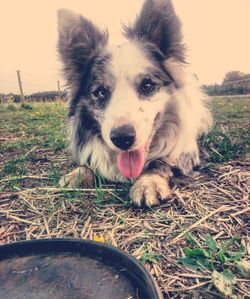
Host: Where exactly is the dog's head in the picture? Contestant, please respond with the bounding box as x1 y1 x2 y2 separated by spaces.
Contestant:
58 0 185 178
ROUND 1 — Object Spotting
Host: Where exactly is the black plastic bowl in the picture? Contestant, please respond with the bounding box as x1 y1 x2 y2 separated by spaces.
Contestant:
0 238 162 299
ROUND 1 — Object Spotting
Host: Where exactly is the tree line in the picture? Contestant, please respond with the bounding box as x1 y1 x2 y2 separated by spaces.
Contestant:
202 71 250 96
0 90 67 102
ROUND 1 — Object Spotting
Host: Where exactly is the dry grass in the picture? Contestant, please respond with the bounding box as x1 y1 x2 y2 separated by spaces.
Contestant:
1 154 249 298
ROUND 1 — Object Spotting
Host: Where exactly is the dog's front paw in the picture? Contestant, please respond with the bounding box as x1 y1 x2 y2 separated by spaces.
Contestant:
130 174 171 207
59 166 94 188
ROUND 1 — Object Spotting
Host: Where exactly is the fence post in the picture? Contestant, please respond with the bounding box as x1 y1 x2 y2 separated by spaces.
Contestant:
16 70 25 102
57 80 61 98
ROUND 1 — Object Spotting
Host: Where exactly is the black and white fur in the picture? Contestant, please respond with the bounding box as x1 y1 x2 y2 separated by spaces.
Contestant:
58 0 212 207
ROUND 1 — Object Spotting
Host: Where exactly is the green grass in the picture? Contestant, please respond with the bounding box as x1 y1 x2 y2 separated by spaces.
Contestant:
0 101 67 191
200 96 249 163
179 233 246 272
0 97 249 191
140 251 161 265
1 97 248 163
178 233 248 297
0 101 66 154
2 156 27 177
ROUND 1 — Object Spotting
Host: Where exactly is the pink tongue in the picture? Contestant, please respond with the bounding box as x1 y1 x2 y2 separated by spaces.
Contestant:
117 147 145 178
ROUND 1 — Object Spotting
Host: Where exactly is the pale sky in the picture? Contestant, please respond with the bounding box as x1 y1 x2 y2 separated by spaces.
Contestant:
0 0 250 94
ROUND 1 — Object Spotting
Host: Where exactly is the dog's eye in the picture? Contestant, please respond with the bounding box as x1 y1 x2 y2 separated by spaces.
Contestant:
94 86 109 99
140 78 156 95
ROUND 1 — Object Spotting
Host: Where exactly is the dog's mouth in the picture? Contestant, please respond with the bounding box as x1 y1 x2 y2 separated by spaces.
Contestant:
117 138 152 179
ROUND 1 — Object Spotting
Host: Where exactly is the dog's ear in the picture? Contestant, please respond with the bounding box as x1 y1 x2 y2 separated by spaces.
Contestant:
124 0 185 62
57 9 108 82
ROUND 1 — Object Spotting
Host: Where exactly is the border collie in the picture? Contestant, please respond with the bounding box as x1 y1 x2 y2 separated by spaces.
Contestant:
57 0 212 207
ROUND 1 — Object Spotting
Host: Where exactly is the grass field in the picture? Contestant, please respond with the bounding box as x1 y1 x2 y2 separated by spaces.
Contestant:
0 97 249 298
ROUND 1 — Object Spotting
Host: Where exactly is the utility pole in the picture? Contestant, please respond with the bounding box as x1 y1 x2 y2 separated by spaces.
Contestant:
16 70 25 102
57 80 61 98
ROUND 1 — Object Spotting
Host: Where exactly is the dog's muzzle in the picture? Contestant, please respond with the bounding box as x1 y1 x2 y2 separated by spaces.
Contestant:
110 125 136 151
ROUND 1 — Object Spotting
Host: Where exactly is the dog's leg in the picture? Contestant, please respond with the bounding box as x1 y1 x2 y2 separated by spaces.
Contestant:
59 166 94 188
175 150 200 176
130 160 172 207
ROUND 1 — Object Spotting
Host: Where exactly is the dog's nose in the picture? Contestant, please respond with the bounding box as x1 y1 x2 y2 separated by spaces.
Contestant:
110 125 136 150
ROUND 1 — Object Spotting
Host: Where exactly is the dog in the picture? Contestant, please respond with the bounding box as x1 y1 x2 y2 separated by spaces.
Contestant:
57 0 212 207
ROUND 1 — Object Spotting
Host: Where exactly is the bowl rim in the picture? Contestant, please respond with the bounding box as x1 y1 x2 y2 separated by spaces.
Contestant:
0 238 162 299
